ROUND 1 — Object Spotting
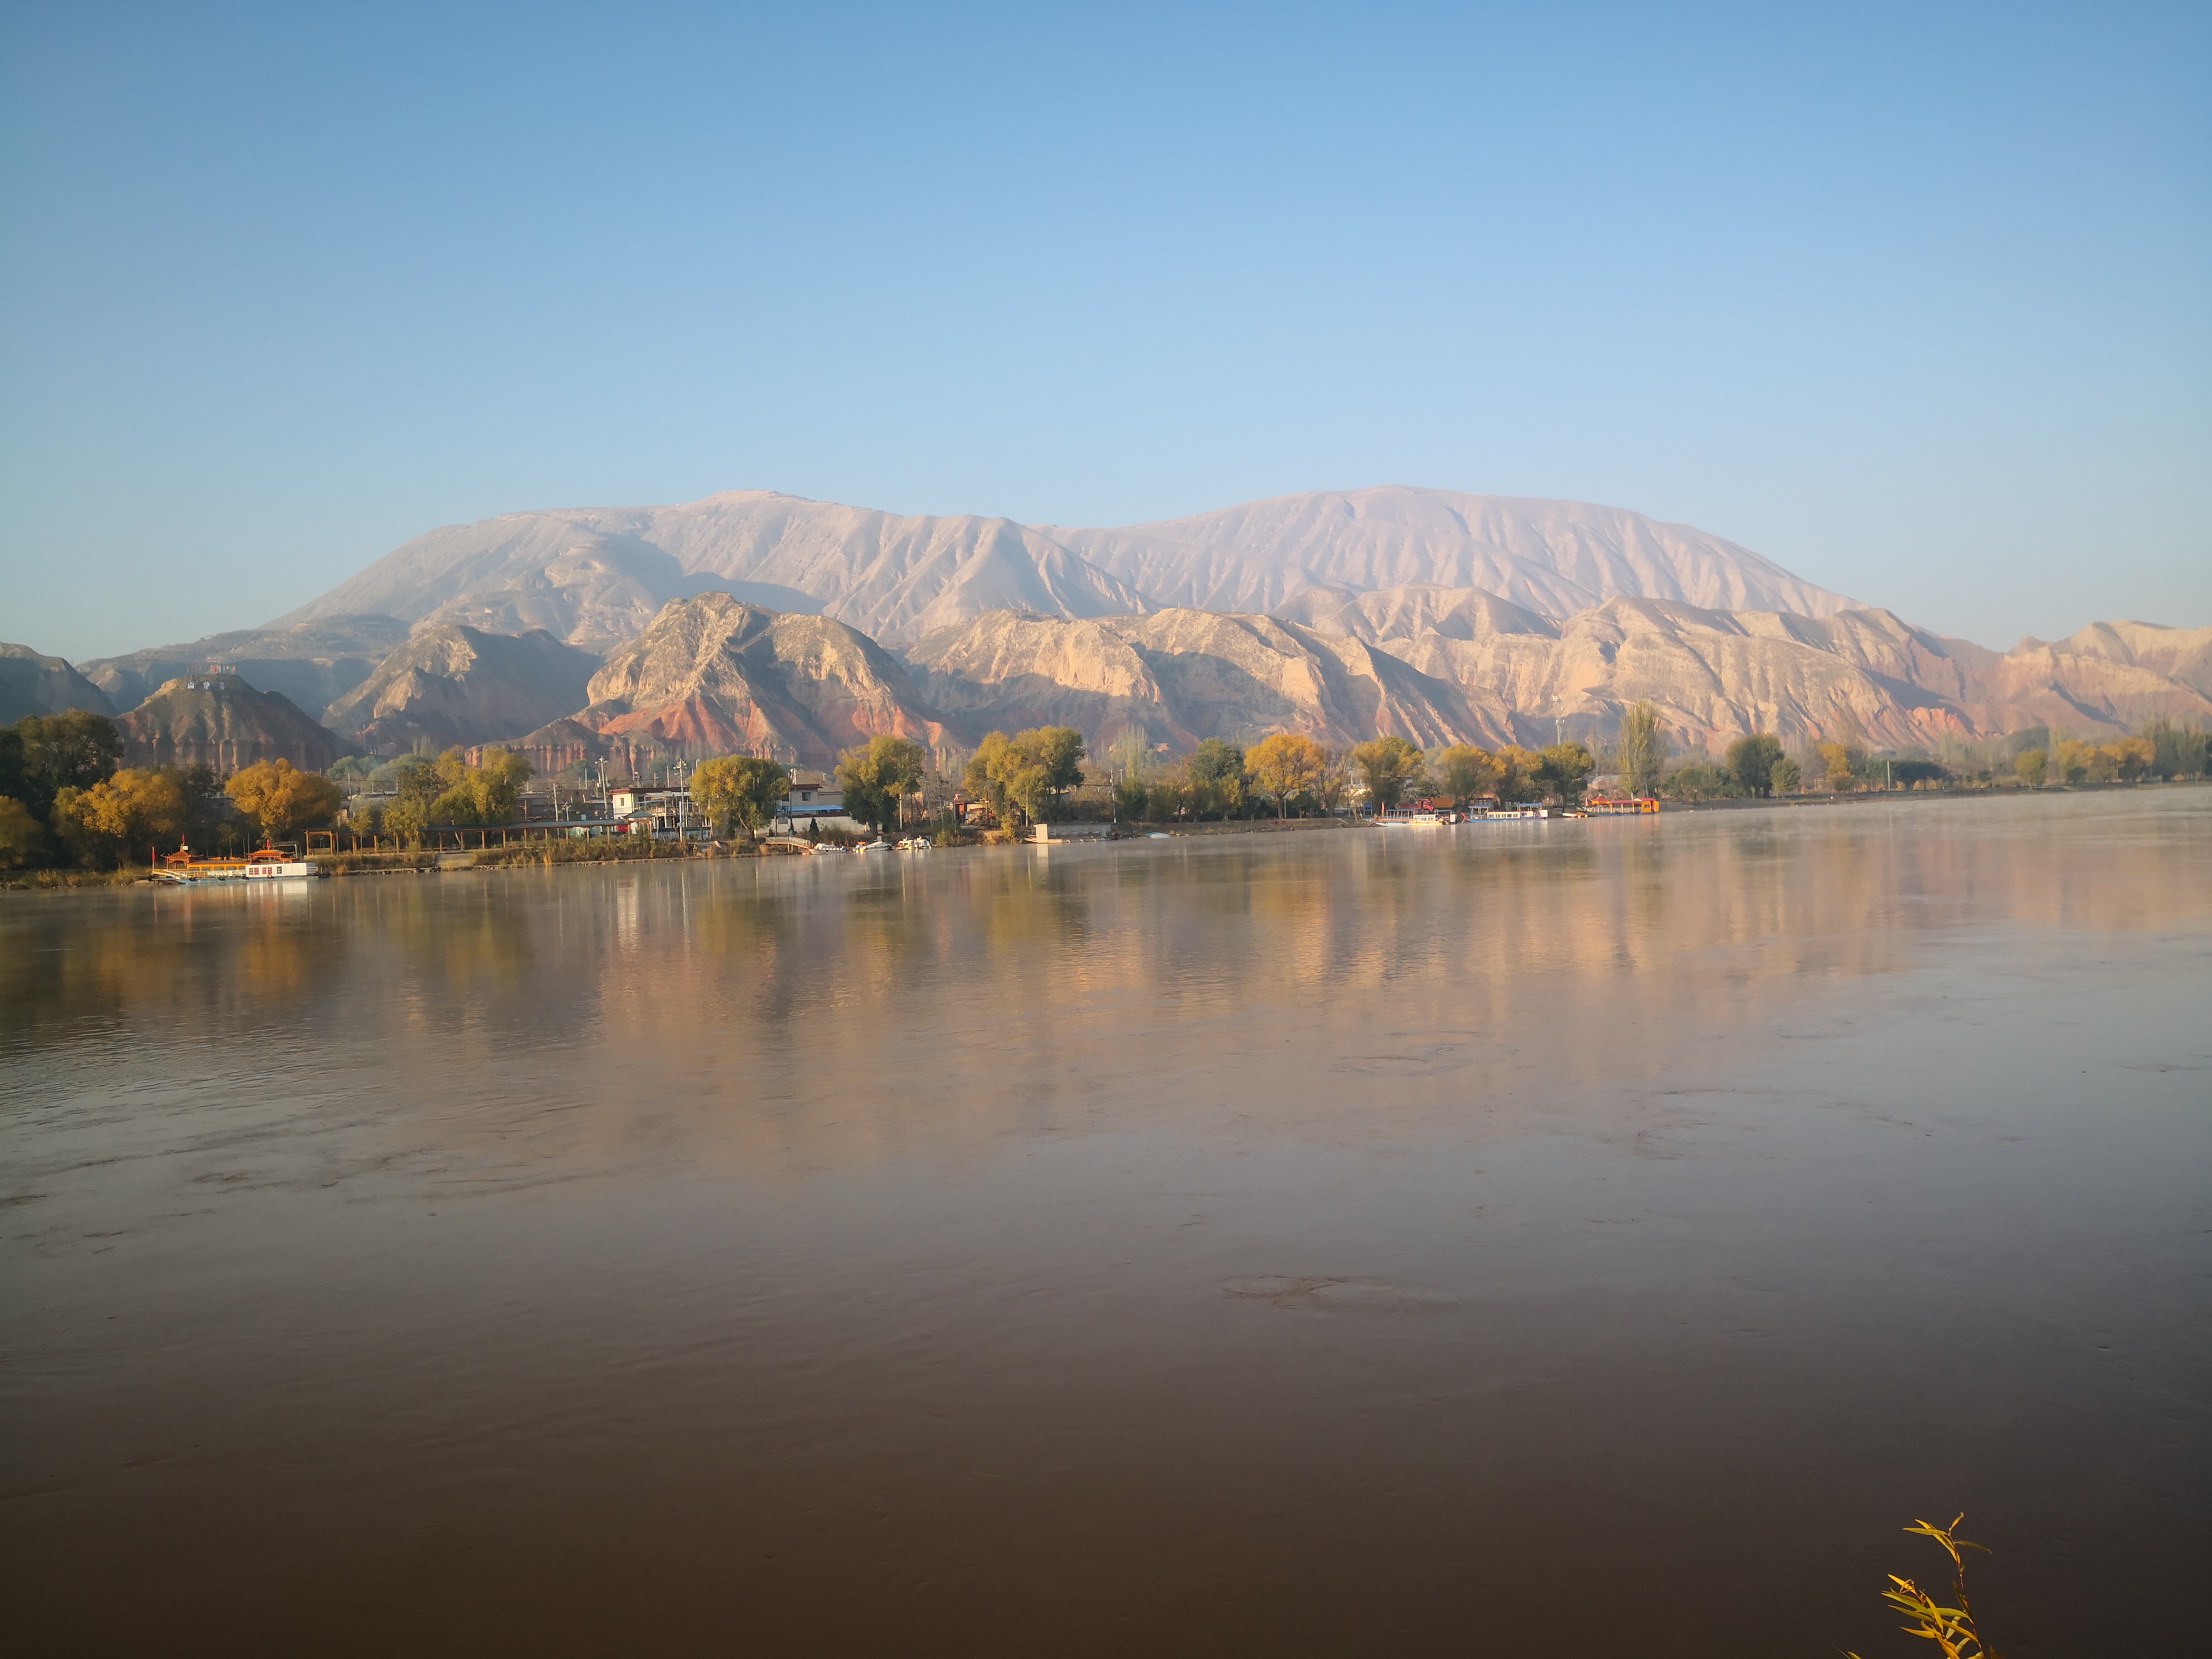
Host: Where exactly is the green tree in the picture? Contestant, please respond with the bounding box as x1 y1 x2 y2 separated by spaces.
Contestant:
1433 743 1503 803
965 726 1085 828
0 729 23 806
1495 744 1545 803
1185 738 1246 817
691 754 791 840
836 735 926 834
0 796 50 867
417 746 532 826
1769 754 1802 795
1663 763 1734 801
1350 736 1425 814
225 759 343 843
2012 747 2047 787
1617 701 1668 797
1536 740 1597 805
1726 733 1785 798
8 710 120 824
381 754 439 842
1246 732 1325 818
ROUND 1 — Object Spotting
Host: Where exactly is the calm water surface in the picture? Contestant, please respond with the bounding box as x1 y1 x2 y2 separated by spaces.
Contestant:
3 793 2208 1655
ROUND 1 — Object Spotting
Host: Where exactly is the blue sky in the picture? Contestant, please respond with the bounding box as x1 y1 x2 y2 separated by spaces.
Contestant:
2 1 2206 661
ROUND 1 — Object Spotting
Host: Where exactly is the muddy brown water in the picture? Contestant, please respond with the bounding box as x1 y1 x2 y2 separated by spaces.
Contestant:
3 792 2207 1655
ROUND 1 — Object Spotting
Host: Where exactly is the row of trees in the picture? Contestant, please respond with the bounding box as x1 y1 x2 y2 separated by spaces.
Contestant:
684 735 939 840
1100 732 1606 824
348 748 532 840
0 711 347 870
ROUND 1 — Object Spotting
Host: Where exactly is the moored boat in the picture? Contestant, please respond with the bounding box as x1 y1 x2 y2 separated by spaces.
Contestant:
156 845 324 883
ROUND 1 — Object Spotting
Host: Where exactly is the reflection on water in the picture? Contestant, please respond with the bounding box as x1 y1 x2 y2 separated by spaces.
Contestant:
3 792 2208 1655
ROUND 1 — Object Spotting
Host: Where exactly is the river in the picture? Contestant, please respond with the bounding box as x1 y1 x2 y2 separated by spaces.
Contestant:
3 791 2207 1654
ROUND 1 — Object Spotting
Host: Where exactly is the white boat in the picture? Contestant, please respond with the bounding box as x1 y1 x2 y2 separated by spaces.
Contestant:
156 846 324 884
1479 805 1549 821
896 837 932 852
855 839 892 853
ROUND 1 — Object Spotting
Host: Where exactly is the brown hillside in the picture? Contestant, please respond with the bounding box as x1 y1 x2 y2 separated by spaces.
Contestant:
324 625 601 753
909 608 1511 752
119 672 340 771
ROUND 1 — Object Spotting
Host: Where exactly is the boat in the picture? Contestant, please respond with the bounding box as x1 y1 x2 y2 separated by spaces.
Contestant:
1478 805 1549 821
855 838 892 853
896 837 932 852
156 845 324 884
1584 796 1660 815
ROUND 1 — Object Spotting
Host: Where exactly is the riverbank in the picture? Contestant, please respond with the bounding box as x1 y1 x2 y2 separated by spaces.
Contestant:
6 780 2199 892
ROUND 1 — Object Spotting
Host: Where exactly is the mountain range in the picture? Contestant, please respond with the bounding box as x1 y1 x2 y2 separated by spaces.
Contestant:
11 486 2206 770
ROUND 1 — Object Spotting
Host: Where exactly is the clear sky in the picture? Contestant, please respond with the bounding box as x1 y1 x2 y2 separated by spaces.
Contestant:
2 1 2206 662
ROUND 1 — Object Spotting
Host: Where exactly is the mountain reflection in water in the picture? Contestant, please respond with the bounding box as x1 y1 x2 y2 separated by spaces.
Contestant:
3 792 2207 1655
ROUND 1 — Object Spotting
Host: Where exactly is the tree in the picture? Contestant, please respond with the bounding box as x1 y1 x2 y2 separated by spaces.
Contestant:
1536 741 1596 805
381 754 440 842
225 759 343 843
1769 754 1802 795
0 797 48 868
1186 738 1246 818
2111 734 2154 782
1433 743 1503 803
1350 736 1425 814
1663 763 1734 801
1495 744 1545 803
965 726 1085 828
836 735 926 834
1246 732 1325 818
1617 701 1668 798
61 768 187 865
1312 746 1351 816
418 747 532 826
0 729 23 805
8 710 120 823
691 754 791 840
1726 734 1785 798
2014 747 2047 787
1815 740 1857 793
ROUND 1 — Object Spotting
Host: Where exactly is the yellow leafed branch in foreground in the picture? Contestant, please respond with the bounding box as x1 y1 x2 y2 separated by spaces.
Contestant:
1847 1514 2000 1659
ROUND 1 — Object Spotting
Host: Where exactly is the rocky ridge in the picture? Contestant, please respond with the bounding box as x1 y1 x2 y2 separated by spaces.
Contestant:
323 625 601 753
546 592 955 769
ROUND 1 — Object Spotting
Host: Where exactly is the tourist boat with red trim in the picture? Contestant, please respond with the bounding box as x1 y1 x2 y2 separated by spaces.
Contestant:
155 844 325 884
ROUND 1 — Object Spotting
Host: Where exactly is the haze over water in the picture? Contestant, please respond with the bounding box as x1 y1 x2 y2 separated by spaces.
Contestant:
4 793 2207 1654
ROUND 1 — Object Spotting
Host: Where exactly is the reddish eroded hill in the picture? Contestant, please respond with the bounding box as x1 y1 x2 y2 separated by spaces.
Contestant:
566 593 954 769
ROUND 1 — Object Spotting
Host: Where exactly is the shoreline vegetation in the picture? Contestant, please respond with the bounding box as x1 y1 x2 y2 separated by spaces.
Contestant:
4 774 2203 892
3 704 2206 891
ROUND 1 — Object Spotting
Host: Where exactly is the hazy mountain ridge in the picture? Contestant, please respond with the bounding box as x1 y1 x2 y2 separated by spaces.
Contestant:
1 642 116 724
275 491 1148 651
322 625 602 753
1047 488 1861 620
18 488 2208 768
81 617 409 716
